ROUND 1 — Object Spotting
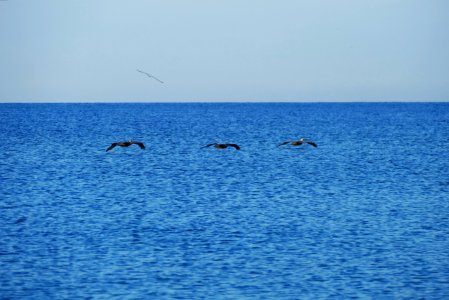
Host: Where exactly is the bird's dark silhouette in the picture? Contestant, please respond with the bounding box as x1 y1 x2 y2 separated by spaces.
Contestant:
202 143 241 150
137 69 164 83
278 138 317 148
106 140 145 152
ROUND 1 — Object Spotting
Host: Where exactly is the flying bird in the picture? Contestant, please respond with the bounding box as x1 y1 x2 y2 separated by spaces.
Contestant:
106 140 145 152
202 143 241 150
278 138 317 148
137 69 164 83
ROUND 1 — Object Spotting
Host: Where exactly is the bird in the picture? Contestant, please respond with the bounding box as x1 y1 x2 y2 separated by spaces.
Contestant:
137 69 164 83
106 140 145 152
278 138 317 148
202 143 241 150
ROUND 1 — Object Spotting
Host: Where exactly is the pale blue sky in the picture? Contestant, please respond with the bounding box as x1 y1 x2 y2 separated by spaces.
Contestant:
0 0 448 102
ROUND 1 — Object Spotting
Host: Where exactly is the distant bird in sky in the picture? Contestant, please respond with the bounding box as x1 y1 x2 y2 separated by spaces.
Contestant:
106 140 145 152
278 138 317 148
202 143 241 150
137 69 164 83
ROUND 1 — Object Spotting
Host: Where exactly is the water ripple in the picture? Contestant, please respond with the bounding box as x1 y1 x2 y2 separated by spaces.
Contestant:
1 103 448 299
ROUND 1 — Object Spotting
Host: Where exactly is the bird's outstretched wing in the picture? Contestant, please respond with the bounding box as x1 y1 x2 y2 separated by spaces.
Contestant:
137 69 150 76
201 143 216 148
278 141 291 147
137 69 164 83
106 143 118 152
132 141 145 149
306 141 317 148
150 75 164 84
226 144 241 150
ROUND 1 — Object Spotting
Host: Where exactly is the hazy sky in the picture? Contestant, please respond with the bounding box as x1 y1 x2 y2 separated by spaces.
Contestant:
1 0 448 102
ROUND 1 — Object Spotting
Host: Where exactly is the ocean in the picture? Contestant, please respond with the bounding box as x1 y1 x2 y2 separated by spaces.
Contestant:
1 103 448 299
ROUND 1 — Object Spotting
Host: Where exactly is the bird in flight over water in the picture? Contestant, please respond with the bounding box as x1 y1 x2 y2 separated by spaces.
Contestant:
137 69 164 83
106 140 145 152
202 143 241 150
278 138 317 148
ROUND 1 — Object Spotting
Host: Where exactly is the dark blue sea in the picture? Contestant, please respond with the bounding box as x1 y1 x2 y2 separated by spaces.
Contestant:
1 103 449 299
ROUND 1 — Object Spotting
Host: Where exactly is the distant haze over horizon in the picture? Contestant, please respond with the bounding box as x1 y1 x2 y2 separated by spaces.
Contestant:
1 0 448 103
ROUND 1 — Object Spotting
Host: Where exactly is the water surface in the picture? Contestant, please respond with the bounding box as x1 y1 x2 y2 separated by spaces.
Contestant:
1 103 449 299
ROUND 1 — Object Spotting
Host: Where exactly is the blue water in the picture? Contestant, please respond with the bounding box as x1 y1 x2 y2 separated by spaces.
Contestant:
1 103 449 299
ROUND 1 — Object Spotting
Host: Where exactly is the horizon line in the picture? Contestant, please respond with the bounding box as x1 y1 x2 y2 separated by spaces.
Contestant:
1 100 448 104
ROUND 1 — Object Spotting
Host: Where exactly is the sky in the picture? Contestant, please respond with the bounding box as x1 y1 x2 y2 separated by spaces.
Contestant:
0 0 448 102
